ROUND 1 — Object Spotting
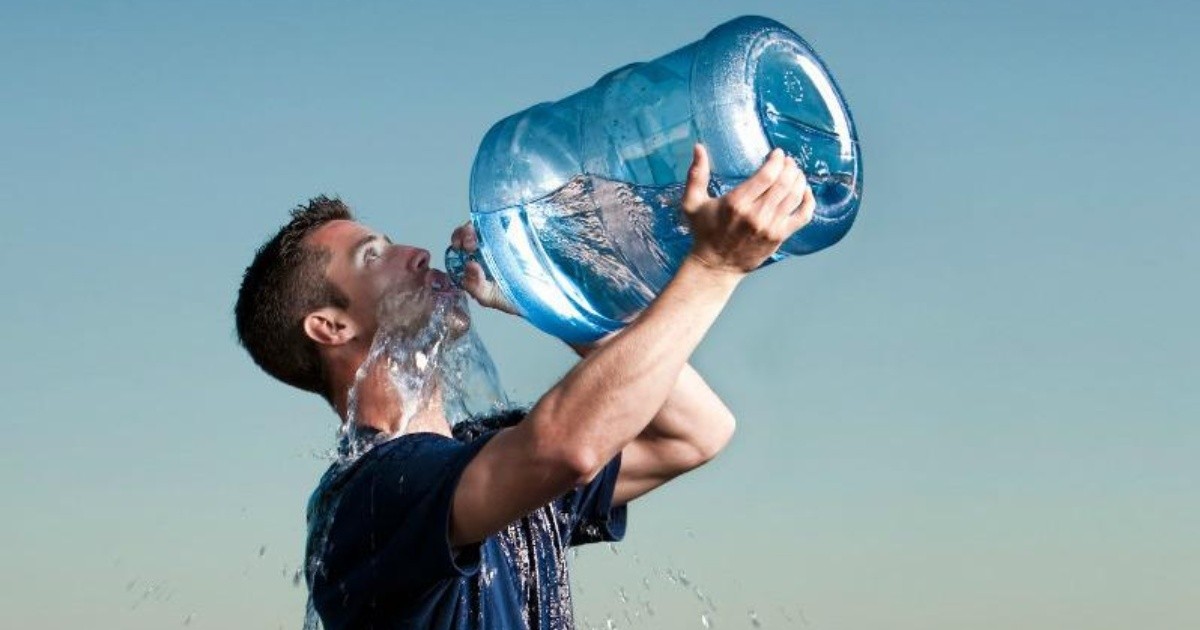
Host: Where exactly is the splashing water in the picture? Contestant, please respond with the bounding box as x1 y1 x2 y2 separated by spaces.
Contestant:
302 282 508 630
339 284 508 460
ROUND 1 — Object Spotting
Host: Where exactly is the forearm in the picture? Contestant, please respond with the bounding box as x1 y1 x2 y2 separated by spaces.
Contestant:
645 362 735 457
528 257 741 475
569 342 734 460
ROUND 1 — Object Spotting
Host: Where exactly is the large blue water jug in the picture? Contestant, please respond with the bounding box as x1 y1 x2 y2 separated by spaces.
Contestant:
447 15 862 343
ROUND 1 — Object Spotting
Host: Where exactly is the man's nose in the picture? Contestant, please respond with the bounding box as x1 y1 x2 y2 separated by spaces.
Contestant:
407 248 431 273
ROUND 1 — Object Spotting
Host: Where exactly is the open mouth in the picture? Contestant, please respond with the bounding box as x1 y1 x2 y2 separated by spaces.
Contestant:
428 269 457 295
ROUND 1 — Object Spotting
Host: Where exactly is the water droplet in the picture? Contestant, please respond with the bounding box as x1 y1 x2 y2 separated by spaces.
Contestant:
258 544 267 558
749 609 762 627
608 542 620 555
701 612 712 628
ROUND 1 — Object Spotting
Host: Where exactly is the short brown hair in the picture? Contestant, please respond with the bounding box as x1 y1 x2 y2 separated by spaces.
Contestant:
235 196 354 402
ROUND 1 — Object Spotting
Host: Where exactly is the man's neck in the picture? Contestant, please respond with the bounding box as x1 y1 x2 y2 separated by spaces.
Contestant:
329 362 452 438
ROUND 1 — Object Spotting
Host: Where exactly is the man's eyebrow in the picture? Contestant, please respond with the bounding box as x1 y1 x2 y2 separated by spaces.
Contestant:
350 233 394 261
351 234 380 260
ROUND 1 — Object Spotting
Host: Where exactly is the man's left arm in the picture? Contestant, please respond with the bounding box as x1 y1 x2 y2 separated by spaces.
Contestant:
570 341 735 506
615 362 735 505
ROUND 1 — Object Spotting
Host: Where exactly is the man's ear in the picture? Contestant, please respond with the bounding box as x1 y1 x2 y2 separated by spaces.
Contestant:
303 307 357 347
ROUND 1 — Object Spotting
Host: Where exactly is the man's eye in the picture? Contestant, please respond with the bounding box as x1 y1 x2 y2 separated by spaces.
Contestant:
364 248 380 264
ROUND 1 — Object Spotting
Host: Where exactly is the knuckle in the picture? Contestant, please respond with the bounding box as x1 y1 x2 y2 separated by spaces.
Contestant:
737 203 760 220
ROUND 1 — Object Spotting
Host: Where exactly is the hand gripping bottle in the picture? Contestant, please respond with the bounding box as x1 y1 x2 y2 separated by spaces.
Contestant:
447 15 862 343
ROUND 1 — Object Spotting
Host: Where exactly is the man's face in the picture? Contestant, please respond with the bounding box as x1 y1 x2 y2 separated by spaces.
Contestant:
306 219 457 341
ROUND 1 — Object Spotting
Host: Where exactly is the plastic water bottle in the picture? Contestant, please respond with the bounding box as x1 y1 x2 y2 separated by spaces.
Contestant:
447 15 862 343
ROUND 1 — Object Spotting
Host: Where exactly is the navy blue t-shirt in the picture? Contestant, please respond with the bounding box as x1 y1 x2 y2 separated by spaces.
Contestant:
304 411 627 629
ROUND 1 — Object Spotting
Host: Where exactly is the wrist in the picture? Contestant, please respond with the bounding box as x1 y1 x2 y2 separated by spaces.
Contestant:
681 253 747 287
567 330 617 357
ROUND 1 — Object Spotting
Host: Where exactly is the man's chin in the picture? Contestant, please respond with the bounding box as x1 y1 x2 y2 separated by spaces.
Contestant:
436 290 472 341
375 285 471 341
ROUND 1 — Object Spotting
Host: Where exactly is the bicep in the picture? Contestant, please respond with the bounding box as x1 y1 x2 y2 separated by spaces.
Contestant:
450 424 581 546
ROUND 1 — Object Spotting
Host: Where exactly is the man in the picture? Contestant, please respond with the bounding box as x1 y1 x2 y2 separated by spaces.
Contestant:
234 145 814 629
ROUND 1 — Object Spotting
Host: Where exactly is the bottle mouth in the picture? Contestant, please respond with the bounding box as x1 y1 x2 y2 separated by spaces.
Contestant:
444 245 495 289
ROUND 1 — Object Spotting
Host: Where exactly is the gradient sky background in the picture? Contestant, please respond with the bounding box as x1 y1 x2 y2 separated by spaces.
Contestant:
2 0 1197 628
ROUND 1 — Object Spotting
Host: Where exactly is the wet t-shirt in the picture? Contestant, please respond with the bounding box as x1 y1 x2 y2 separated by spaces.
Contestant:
304 410 627 630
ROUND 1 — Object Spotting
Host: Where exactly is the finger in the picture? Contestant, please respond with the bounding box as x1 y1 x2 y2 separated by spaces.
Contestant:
735 148 786 201
770 167 809 226
461 261 488 300
681 143 712 212
463 225 478 251
774 184 806 230
451 222 469 249
761 159 802 221
785 185 817 233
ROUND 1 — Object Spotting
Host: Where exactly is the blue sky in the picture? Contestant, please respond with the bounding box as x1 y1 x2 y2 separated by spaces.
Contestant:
1 1 1197 628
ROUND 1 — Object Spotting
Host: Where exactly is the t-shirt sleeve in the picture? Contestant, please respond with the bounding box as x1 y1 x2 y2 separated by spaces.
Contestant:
557 452 628 546
313 432 494 621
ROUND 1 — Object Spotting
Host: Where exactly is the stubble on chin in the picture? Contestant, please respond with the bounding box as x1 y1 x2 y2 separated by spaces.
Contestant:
374 285 472 341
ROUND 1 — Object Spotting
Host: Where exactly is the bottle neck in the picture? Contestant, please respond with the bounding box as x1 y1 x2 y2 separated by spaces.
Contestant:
444 245 493 288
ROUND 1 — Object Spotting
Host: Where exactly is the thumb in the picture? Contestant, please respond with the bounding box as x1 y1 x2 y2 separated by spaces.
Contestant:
681 143 711 212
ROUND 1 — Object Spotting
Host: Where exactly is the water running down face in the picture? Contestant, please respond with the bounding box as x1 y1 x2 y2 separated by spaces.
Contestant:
307 219 502 445
307 219 464 341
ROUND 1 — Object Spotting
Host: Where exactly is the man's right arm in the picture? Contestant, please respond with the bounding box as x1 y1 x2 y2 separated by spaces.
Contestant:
449 145 813 546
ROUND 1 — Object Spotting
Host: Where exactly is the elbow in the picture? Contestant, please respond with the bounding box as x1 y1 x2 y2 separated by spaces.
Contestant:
528 400 608 487
692 411 737 467
529 440 604 491
559 447 606 486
